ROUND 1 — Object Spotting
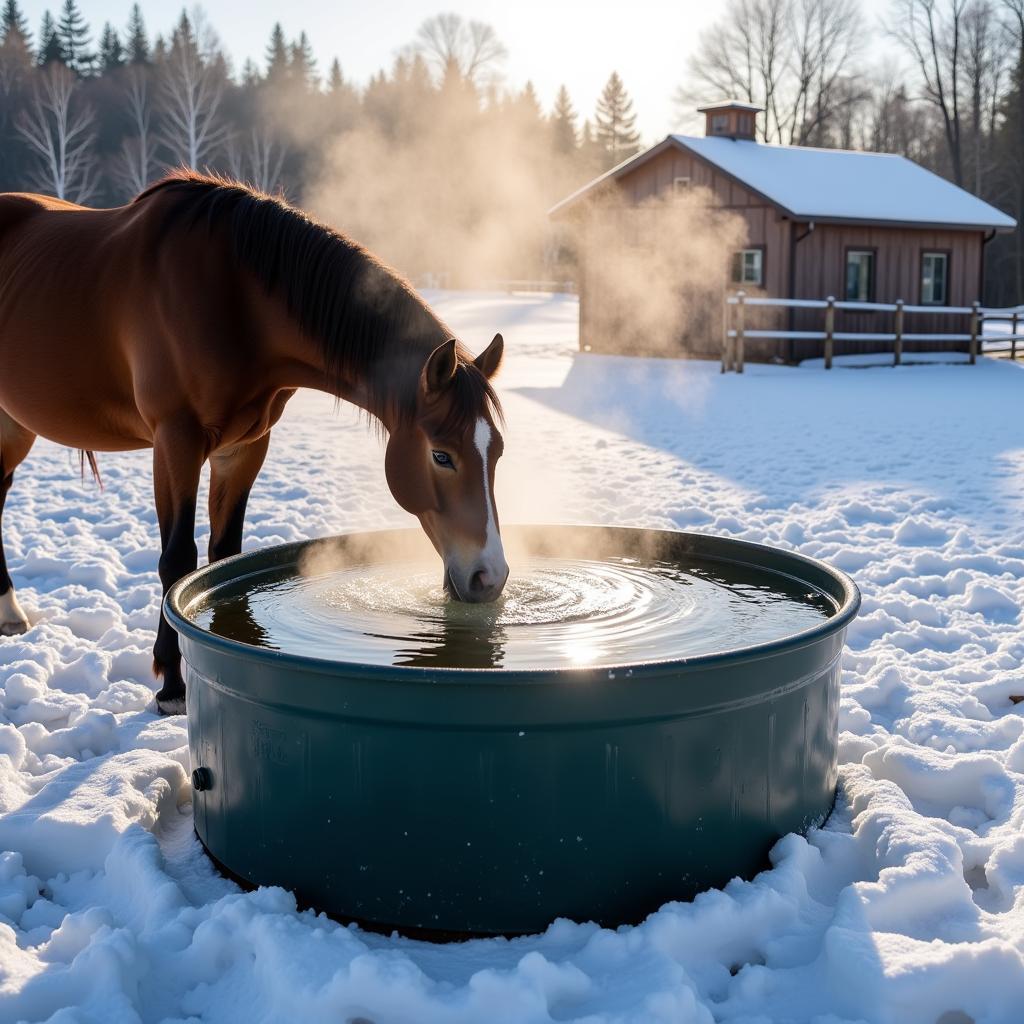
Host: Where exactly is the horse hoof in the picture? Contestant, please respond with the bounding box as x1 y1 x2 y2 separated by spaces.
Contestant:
0 618 29 637
156 695 186 716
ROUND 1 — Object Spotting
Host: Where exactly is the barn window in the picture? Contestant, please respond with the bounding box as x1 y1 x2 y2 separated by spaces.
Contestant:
711 114 729 134
732 248 763 286
845 250 875 302
921 252 949 305
673 176 691 194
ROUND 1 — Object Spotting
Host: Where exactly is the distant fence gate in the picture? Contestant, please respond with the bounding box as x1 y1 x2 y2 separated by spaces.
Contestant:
722 292 1024 372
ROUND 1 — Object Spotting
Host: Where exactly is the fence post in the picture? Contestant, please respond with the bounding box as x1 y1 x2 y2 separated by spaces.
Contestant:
722 294 731 373
969 300 980 365
893 300 904 366
824 295 835 370
1012 310 1019 361
735 291 746 374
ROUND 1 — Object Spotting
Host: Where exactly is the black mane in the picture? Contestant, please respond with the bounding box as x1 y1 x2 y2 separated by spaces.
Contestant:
135 170 501 432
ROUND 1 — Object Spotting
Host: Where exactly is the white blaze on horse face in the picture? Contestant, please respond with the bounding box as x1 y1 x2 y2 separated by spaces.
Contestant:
473 417 505 572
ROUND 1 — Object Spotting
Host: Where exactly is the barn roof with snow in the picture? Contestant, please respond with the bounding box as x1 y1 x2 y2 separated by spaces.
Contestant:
550 134 1016 233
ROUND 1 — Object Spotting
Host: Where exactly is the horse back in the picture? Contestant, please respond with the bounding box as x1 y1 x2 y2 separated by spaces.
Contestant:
0 191 82 239
0 193 161 449
0 188 294 453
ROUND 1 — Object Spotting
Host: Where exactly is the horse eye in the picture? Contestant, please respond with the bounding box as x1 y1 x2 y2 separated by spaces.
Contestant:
432 450 453 468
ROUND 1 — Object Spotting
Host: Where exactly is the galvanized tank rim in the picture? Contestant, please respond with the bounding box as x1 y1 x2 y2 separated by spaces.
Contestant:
165 525 861 685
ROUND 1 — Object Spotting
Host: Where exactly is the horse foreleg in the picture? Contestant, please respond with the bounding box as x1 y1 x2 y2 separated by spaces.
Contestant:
0 413 36 636
207 434 271 563
152 424 205 715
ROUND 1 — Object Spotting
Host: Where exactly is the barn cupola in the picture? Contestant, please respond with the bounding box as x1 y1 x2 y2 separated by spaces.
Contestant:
697 101 762 141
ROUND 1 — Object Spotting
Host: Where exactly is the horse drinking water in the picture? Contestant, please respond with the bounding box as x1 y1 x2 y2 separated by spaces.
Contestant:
0 172 507 713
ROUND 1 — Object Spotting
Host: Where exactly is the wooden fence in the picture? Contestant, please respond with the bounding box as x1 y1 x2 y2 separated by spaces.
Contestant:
983 306 1024 361
722 292 1024 372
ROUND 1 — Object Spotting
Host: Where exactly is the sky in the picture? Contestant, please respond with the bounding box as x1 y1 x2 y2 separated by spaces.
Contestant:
20 0 896 144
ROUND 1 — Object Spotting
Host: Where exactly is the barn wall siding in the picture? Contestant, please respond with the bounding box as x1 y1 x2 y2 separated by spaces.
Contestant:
789 224 981 359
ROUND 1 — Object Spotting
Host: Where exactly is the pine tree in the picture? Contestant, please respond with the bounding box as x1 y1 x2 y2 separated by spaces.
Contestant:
289 31 317 87
1 0 30 46
517 80 542 120
593 71 640 166
327 56 365 100
0 0 33 123
265 22 288 83
241 57 260 87
125 3 148 65
57 0 91 73
99 22 123 71
323 57 359 134
407 53 433 98
327 57 343 93
170 11 194 55
550 84 578 154
38 11 64 66
579 117 606 170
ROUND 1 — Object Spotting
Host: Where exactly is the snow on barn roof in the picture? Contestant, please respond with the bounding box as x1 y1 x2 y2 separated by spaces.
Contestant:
697 100 763 113
550 135 1016 232
677 136 1015 229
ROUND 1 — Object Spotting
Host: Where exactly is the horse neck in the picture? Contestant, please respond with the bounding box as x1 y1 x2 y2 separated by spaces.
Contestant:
283 270 449 432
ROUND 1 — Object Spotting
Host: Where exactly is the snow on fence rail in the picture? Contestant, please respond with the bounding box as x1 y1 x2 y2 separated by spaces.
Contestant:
722 291 1024 372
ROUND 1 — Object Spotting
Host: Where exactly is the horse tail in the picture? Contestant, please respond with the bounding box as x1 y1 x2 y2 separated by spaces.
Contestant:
79 450 103 491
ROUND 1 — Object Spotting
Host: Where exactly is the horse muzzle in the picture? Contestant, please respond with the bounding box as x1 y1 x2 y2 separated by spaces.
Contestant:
445 559 509 604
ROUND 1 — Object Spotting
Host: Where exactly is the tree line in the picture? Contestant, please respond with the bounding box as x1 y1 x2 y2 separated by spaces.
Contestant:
0 3 639 203
0 0 1020 301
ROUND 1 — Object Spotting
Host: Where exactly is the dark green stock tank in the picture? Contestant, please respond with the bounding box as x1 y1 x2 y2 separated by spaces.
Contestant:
166 526 860 938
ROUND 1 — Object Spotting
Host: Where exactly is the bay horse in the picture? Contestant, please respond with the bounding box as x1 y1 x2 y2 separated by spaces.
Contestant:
0 171 508 714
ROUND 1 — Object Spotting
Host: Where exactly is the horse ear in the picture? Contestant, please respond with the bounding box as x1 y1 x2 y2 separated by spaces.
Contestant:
474 333 504 379
423 338 458 393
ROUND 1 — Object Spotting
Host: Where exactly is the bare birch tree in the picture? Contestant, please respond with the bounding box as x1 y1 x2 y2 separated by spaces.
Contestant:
225 127 286 193
116 66 157 195
414 14 506 85
16 63 96 201
889 0 968 183
1006 0 1024 45
683 0 787 140
788 0 866 143
158 12 226 169
961 0 1009 191
863 64 937 159
681 0 862 144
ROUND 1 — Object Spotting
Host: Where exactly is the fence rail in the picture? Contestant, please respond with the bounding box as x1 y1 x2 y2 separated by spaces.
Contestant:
722 291 1024 372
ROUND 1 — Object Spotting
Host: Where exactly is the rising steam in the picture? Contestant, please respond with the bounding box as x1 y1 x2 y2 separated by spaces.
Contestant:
566 188 746 357
304 79 570 288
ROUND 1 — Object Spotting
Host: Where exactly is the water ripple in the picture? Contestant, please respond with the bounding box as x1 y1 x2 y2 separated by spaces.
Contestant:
194 556 834 670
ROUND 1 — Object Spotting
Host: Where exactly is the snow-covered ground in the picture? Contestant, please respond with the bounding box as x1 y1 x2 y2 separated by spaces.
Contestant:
2 290 1023 1023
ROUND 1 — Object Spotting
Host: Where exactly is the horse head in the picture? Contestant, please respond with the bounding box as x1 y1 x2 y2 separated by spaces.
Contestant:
385 333 508 603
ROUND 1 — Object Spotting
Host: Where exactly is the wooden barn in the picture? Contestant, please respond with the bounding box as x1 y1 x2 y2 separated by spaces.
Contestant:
550 102 1017 362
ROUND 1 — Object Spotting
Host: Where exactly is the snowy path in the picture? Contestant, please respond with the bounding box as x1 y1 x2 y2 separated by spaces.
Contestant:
1 291 1023 1023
